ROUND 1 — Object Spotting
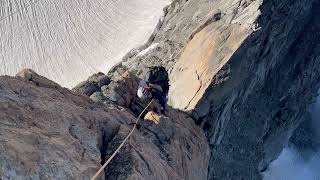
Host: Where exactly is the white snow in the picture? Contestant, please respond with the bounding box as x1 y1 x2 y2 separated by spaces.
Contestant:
0 0 170 88
136 43 159 57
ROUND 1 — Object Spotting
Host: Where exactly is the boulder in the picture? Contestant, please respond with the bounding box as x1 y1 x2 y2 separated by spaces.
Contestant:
90 92 113 105
144 111 161 124
87 72 111 87
72 81 100 96
72 72 111 97
101 71 138 107
16 68 60 89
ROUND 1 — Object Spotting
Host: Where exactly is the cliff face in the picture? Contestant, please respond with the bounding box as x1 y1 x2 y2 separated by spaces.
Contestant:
2 0 320 179
0 70 209 179
122 0 320 179
192 1 320 178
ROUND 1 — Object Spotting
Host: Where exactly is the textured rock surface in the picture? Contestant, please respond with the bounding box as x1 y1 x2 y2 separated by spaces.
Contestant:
168 21 252 110
290 99 320 152
144 111 161 124
16 68 60 89
0 73 209 179
72 72 110 96
120 0 320 179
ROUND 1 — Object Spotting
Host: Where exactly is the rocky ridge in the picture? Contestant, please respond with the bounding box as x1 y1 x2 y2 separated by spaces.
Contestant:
0 70 209 179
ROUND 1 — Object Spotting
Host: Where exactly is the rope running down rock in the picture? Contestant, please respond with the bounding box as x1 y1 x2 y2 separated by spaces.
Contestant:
90 98 154 180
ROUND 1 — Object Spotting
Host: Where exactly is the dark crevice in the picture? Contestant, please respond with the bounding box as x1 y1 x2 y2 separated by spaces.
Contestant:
195 115 206 126
97 122 120 166
68 125 79 140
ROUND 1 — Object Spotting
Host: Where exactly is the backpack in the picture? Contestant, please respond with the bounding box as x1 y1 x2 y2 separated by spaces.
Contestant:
144 66 169 95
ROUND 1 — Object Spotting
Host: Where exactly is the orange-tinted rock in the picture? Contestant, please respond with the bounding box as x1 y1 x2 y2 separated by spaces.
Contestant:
144 111 161 124
169 21 251 110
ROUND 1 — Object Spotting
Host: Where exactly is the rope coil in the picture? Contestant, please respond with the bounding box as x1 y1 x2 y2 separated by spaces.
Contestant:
90 99 154 180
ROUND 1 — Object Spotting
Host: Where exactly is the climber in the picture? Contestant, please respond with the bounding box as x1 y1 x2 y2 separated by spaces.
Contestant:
137 66 169 114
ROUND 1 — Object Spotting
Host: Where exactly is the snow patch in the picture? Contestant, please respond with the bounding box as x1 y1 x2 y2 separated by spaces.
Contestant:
136 43 159 57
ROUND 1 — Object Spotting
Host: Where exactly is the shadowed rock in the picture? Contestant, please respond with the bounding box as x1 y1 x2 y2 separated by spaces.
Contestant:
72 72 110 96
87 72 111 87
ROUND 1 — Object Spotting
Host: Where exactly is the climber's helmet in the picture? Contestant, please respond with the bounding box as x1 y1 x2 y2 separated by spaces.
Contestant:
137 80 150 99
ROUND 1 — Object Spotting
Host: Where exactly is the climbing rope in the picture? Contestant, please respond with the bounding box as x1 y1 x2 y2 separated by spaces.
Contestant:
90 99 154 180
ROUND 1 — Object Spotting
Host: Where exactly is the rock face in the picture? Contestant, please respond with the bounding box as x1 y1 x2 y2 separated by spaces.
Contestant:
0 73 209 179
72 72 111 96
191 1 320 179
120 0 320 179
290 113 320 152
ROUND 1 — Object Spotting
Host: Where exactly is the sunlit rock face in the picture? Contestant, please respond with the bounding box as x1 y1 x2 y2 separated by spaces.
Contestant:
0 0 169 88
167 1 261 111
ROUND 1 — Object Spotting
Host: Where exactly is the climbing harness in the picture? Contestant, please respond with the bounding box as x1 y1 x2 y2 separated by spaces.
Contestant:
90 99 154 180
